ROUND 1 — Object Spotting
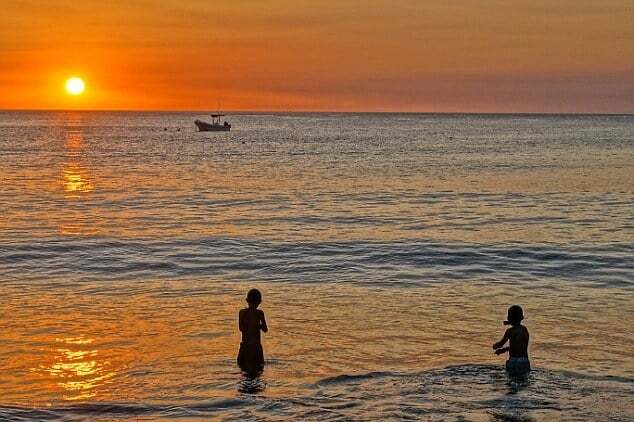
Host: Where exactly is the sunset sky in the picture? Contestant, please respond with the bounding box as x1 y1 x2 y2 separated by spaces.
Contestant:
1 0 633 112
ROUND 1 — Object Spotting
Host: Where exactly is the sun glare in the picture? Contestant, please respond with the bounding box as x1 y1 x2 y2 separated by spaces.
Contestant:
65 77 85 96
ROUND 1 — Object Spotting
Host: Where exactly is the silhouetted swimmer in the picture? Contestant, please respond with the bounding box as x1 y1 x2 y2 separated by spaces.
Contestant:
493 305 530 377
237 289 268 374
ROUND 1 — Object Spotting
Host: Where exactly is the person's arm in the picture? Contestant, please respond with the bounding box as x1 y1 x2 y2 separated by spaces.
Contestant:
239 310 245 332
259 310 268 333
493 329 510 350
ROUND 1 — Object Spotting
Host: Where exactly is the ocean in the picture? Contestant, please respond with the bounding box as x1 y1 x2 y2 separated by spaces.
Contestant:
0 112 632 420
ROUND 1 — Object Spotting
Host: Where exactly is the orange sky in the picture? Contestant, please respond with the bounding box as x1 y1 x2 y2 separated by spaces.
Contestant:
1 0 633 112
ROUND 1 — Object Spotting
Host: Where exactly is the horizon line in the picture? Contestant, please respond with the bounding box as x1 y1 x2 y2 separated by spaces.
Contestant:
1 108 633 116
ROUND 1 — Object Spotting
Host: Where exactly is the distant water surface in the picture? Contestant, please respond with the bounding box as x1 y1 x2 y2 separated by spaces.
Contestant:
0 112 632 420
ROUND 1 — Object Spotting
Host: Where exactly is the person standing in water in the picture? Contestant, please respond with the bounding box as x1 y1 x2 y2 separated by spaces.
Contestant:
493 305 530 376
237 289 268 373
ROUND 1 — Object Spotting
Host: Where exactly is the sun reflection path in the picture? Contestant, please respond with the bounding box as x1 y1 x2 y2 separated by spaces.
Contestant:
36 337 116 401
58 129 99 235
62 165 94 196
61 131 93 198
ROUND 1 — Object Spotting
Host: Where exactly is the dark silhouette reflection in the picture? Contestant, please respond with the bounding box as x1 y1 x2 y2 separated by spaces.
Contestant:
493 305 531 378
505 371 531 395
490 409 533 422
237 289 268 375
237 371 266 394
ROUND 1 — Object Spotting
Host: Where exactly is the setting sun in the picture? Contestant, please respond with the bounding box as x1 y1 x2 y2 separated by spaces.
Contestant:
65 77 85 96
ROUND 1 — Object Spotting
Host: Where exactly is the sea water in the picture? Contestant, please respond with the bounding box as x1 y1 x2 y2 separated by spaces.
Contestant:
0 112 632 420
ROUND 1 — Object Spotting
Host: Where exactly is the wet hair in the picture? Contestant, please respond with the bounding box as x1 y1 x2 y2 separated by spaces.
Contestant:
246 288 262 304
504 305 524 325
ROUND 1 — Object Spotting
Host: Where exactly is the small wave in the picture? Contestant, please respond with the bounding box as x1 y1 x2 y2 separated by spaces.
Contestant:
0 399 250 421
1 238 632 288
316 371 400 385
1 365 631 420
310 364 634 420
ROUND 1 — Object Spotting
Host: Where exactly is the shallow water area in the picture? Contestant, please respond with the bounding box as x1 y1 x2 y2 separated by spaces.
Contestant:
2 366 633 421
1 112 633 420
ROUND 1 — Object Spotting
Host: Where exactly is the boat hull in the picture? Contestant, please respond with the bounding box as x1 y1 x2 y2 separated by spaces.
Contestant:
195 120 231 131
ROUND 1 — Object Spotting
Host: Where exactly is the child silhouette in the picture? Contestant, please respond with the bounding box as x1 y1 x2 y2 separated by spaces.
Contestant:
493 305 530 376
237 289 268 374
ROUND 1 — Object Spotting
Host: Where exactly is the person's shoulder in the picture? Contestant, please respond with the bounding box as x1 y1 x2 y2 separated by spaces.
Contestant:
507 325 521 335
239 308 247 316
510 325 528 335
257 309 265 316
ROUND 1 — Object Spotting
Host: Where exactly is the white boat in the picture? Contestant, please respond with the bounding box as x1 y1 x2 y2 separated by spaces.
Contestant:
195 114 231 131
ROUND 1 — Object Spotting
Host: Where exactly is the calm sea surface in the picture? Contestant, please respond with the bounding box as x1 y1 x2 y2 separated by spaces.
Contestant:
0 112 633 420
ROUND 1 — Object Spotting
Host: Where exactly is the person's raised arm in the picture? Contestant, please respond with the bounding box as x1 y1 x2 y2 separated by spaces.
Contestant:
259 310 268 333
492 329 510 350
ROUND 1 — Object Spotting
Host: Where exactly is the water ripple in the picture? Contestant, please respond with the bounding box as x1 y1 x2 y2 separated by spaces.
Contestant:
1 365 631 420
1 238 631 288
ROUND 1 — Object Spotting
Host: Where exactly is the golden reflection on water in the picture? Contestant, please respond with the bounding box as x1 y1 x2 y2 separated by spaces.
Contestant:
62 164 94 197
61 131 93 198
1 280 632 405
34 337 116 401
58 130 98 235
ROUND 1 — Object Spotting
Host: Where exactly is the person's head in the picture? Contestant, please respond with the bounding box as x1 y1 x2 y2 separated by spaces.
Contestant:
504 305 524 326
246 289 262 308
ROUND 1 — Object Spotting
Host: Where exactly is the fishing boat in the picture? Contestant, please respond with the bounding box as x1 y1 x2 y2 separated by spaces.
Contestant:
194 114 231 132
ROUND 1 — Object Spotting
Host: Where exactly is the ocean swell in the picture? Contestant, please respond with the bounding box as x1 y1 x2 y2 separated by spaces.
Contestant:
1 238 632 288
